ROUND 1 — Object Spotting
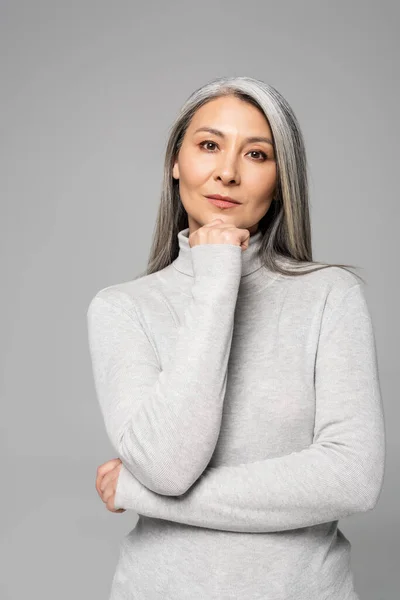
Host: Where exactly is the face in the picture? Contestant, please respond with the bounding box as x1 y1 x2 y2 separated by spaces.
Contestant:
172 95 277 235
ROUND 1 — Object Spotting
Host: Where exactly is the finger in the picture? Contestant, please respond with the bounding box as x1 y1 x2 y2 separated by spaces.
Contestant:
105 491 126 513
102 480 122 512
97 458 121 476
96 468 114 500
95 471 106 500
95 459 121 493
101 468 125 512
99 470 113 495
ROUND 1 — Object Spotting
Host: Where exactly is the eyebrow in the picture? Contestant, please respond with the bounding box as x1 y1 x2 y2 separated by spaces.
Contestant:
193 126 274 147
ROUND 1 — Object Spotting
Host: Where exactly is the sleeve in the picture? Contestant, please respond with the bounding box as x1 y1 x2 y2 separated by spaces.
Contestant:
112 282 386 532
87 242 243 496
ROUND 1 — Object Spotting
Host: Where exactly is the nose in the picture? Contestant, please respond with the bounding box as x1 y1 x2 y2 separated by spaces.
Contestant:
214 152 240 185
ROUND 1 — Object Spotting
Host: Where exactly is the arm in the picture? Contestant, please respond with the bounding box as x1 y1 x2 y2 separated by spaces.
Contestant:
87 243 243 496
113 282 386 532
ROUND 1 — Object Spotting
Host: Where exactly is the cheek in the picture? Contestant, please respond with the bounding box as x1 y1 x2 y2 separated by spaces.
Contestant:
179 149 210 185
246 165 277 197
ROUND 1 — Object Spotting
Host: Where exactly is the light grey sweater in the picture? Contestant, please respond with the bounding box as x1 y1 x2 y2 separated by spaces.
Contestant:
87 226 385 600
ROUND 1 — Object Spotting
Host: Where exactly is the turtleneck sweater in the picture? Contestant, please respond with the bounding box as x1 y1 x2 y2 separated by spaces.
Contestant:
87 226 385 600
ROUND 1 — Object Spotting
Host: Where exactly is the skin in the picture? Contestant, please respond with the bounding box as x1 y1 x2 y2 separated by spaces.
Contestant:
96 459 125 513
96 95 278 513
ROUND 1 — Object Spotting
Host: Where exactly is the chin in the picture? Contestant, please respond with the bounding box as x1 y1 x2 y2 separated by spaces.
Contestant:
205 211 237 222
188 212 240 231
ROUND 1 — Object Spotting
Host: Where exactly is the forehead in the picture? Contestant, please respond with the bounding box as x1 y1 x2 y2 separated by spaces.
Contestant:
188 96 272 135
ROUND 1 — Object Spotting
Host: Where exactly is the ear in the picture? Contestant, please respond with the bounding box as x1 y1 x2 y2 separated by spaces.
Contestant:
172 157 179 180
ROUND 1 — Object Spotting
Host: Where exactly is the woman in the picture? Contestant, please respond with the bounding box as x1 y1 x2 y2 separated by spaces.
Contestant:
87 76 385 599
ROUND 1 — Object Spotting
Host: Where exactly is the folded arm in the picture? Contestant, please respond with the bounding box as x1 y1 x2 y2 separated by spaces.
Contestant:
87 243 243 496
113 282 386 532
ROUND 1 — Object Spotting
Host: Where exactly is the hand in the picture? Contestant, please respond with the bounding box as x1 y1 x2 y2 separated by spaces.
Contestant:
95 458 126 513
189 218 250 251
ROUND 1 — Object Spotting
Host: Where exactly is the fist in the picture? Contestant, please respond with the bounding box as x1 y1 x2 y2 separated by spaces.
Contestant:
189 218 250 250
95 458 126 513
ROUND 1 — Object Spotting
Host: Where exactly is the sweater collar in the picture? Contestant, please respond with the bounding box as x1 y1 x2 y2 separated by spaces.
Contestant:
172 226 264 278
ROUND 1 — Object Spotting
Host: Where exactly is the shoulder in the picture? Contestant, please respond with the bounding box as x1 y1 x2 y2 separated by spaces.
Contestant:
86 262 178 324
298 264 369 327
279 257 362 291
87 269 164 316
276 259 366 318
308 264 362 301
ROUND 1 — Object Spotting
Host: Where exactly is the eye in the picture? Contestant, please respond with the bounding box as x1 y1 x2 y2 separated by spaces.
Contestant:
199 140 268 161
199 140 218 152
248 150 268 161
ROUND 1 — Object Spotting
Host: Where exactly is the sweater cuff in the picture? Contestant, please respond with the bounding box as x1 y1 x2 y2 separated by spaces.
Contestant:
114 462 134 511
190 243 243 281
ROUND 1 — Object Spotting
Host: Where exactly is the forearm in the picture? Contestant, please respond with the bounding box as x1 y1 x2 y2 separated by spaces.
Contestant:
87 243 243 496
114 424 385 533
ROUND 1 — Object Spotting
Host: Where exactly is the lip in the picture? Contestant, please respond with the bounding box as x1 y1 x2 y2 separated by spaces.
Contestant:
205 194 241 208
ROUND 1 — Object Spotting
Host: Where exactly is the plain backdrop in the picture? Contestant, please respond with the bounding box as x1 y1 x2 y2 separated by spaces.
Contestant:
1 1 398 599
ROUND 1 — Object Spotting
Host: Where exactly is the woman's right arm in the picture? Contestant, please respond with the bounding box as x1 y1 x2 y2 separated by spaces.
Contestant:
87 238 243 497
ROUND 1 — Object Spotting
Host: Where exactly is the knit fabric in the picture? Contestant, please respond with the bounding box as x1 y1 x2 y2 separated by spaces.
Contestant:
87 226 385 599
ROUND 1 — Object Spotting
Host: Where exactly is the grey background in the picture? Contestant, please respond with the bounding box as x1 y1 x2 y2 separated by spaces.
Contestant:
1 1 398 598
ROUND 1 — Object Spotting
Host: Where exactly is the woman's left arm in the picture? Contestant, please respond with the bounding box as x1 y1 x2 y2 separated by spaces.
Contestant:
113 283 386 533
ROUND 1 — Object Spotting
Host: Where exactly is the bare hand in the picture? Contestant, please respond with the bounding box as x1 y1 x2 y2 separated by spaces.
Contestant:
95 458 126 513
188 218 250 251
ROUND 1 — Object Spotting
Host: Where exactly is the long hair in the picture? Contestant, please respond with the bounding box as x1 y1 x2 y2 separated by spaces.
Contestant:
137 75 363 283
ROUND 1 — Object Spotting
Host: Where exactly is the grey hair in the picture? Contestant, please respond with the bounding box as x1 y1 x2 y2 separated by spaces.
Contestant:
137 75 364 283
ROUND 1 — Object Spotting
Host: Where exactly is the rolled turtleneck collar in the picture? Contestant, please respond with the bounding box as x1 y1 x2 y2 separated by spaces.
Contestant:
172 226 264 278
